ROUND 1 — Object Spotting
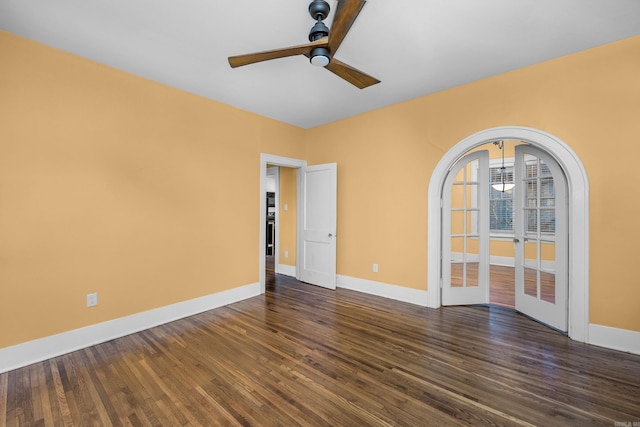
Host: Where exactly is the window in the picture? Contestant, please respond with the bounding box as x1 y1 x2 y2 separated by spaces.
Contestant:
472 155 556 237
489 165 514 233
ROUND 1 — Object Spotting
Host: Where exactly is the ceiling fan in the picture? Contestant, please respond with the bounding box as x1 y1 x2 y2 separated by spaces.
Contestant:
228 0 380 89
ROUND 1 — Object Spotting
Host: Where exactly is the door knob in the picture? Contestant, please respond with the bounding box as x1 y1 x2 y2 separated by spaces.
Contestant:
328 233 333 237
513 238 520 243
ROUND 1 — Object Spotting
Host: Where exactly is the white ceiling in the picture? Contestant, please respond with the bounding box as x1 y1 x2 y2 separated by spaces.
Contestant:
1 0 639 128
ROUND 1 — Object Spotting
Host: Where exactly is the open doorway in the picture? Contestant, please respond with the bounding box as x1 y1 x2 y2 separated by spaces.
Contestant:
441 139 569 331
427 126 589 342
259 154 338 293
264 165 298 277
476 140 563 317
441 141 521 310
265 167 277 274
486 139 519 310
259 155 305 293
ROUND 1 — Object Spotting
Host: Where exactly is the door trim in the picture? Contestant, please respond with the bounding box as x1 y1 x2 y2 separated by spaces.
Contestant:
426 126 589 343
260 154 306 294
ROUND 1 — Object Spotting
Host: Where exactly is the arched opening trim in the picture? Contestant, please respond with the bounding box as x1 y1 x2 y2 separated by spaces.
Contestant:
427 126 589 342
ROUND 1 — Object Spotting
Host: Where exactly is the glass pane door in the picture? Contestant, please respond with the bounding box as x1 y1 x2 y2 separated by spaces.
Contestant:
514 146 567 331
442 150 489 306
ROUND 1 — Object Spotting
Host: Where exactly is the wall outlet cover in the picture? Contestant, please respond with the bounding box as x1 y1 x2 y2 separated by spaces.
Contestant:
87 293 98 307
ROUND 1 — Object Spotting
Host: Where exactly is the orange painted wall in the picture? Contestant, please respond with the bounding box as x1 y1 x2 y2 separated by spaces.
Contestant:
2 29 639 351
305 35 640 332
278 167 297 266
0 31 305 348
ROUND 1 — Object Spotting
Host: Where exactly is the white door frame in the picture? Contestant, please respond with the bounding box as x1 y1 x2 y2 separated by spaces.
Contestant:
260 154 306 294
426 126 590 343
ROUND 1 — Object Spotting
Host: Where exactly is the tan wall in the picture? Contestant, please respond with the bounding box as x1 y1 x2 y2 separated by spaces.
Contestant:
0 31 305 348
2 29 639 350
278 167 297 266
305 35 640 332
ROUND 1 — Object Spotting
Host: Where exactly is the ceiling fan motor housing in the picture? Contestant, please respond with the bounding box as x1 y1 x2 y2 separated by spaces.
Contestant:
308 0 330 21
308 20 329 41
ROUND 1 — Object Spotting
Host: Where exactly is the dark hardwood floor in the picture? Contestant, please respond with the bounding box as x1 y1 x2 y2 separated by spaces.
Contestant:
490 264 516 308
2 267 639 426
451 263 555 309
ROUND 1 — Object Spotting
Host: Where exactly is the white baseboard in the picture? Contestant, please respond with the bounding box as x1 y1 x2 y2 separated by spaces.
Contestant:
4 280 637 373
337 275 429 307
276 264 296 277
489 255 514 267
588 324 640 355
451 253 555 271
0 282 261 374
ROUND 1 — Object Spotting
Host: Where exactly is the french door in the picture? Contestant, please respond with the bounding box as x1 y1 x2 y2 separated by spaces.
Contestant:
514 145 568 331
442 151 489 305
442 144 568 332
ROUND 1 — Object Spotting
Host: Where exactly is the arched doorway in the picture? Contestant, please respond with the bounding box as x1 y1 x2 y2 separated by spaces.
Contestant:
426 127 589 342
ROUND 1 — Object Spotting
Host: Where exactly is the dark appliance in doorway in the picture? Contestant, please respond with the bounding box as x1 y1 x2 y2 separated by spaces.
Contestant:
266 192 275 256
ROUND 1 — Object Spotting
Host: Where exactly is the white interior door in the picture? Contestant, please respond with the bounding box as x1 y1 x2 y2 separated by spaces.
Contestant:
514 145 568 331
442 151 489 305
299 163 337 289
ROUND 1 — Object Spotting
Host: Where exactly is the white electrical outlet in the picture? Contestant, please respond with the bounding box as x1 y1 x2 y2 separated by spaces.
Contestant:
87 293 98 307
373 263 379 273
284 203 288 211
284 250 289 258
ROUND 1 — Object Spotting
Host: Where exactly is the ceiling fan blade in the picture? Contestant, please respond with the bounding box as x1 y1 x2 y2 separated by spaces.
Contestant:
328 0 366 55
325 57 380 89
229 37 328 68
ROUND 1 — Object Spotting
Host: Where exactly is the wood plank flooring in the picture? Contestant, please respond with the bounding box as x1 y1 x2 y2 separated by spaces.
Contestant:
489 265 516 308
1 270 640 426
451 264 556 309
